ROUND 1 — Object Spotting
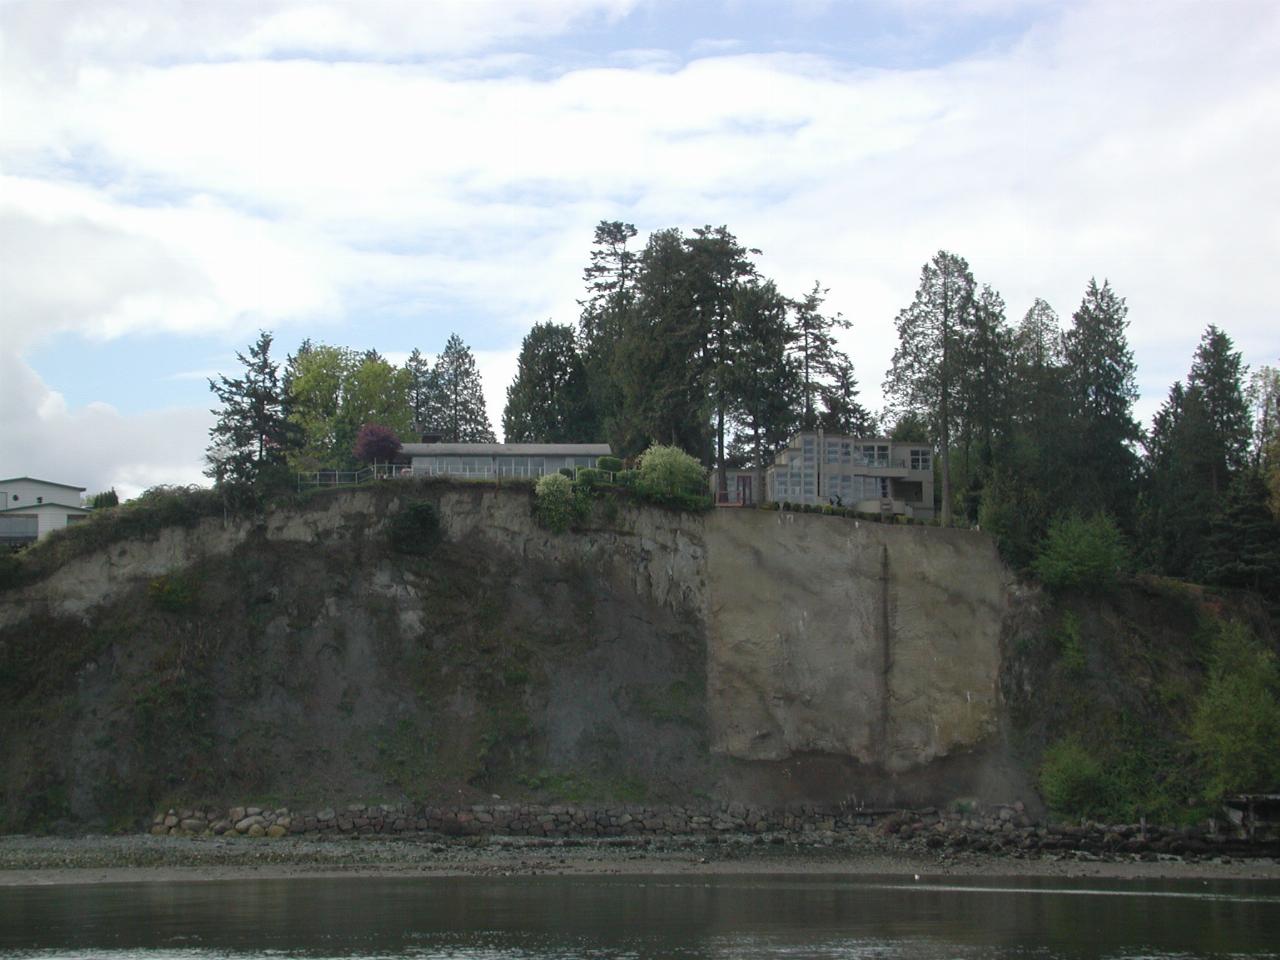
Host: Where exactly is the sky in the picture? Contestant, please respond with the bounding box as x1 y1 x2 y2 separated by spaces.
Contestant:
1 0 1277 499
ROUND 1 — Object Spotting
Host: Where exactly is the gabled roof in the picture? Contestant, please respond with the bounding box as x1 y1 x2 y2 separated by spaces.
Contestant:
402 443 612 456
0 501 91 514
0 477 87 491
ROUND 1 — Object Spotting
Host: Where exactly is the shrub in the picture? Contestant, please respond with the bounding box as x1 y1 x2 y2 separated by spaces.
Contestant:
821 505 834 515
597 456 624 474
1032 513 1128 592
149 574 196 613
1189 621 1280 799
575 467 604 490
633 445 710 512
535 472 584 533
1057 611 1087 674
389 500 441 555
89 488 119 509
1039 737 1110 819
559 468 575 479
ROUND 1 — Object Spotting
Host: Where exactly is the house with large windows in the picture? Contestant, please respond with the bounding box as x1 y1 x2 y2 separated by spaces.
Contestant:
400 442 612 479
715 432 935 519
0 477 90 549
768 432 935 518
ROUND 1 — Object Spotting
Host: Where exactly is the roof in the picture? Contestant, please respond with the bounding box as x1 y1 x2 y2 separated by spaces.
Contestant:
0 501 91 514
0 477 87 491
402 443 613 457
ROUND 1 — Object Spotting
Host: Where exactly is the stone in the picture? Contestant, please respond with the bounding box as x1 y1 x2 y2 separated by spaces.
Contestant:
317 808 335 822
247 823 267 838
266 824 287 838
236 815 264 833
211 820 232 835
229 807 246 822
163 814 178 828
179 818 205 833
150 824 169 836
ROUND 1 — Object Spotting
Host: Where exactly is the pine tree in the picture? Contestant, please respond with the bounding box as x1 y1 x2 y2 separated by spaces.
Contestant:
955 283 1012 521
1063 278 1140 523
789 282 852 431
1197 471 1280 596
205 331 297 493
1186 324 1251 494
503 322 594 442
431 333 495 443
884 251 975 526
819 356 875 437
726 279 798 498
578 221 638 443
405 347 440 438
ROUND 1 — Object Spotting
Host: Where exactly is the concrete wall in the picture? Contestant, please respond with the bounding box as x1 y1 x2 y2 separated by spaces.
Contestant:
704 509 1008 773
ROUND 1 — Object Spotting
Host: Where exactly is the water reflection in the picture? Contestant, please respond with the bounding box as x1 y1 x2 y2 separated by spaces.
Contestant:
0 875 1276 959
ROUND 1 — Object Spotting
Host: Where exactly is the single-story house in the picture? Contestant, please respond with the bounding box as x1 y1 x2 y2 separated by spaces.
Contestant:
0 477 90 548
400 442 613 480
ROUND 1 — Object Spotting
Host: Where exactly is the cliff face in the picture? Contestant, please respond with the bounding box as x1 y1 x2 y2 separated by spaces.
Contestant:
0 484 1029 831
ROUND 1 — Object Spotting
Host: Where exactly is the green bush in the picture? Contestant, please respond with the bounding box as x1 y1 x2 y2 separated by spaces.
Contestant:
558 468 574 479
1190 621 1280 799
534 473 584 533
575 467 604 490
1032 513 1128 592
1056 611 1087 674
389 500 441 555
633 445 710 512
597 456 624 474
149 574 196 613
1039 737 1110 819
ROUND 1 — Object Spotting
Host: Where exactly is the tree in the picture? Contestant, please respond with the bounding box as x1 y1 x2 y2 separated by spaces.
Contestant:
1196 471 1280 595
1063 279 1140 523
1250 364 1280 517
819 355 875 437
503 322 594 442
205 331 297 493
883 251 975 526
789 282 852 431
611 228 707 459
1185 325 1251 494
578 220 638 443
404 347 440 438
353 423 401 464
89 488 119 509
726 279 798 497
685 225 759 497
285 342 353 470
954 283 1012 521
431 333 495 442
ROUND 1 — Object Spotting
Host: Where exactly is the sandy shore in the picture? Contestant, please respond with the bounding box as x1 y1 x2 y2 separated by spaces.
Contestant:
2 833 1277 887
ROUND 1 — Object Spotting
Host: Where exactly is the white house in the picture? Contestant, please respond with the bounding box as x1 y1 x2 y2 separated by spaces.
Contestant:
400 442 612 479
0 477 91 548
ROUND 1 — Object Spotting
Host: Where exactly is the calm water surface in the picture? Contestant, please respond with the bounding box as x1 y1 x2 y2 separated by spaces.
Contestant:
0 874 1277 959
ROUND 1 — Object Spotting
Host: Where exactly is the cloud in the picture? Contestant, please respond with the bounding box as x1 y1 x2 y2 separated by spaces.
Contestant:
0 352 211 500
2 0 1278 486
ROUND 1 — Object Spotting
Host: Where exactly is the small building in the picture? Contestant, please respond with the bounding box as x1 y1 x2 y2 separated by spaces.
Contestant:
400 442 612 480
0 477 90 548
713 432 936 519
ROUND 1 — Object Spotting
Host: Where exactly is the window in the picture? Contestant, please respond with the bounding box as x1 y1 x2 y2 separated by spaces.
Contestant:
910 449 931 471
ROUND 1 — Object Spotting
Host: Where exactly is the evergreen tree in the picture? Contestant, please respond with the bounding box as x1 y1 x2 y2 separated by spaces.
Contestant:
431 333 495 442
726 279 799 497
1197 471 1280 596
819 356 875 436
789 282 852 431
1250 364 1280 517
1140 381 1217 575
685 225 759 495
955 283 1012 521
612 229 707 459
1186 324 1251 494
405 347 440 438
1063 278 1140 523
205 331 297 493
578 221 638 443
503 322 594 442
884 250 975 526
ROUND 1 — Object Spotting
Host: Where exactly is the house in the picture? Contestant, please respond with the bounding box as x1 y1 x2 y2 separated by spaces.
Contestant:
0 477 91 549
400 442 613 480
714 431 936 519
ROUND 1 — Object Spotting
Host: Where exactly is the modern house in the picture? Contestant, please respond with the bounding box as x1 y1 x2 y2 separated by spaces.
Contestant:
715 432 936 519
400 442 612 479
0 477 91 549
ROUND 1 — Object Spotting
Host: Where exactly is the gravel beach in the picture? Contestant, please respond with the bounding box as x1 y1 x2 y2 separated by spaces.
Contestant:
2 832 1277 887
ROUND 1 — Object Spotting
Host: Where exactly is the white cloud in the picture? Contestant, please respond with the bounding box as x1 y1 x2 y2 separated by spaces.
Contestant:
2 0 1278 486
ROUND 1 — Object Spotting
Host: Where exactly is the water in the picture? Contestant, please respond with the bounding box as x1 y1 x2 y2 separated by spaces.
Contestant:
0 875 1277 958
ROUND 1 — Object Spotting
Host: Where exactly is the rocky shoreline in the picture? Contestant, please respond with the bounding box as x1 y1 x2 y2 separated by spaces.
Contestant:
145 800 1280 862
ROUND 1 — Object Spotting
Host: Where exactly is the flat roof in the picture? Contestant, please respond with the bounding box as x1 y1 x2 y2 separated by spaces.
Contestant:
0 477 86 491
403 443 612 456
